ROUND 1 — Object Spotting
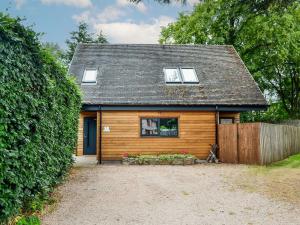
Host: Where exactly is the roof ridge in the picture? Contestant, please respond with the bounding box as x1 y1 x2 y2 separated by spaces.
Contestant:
77 43 234 48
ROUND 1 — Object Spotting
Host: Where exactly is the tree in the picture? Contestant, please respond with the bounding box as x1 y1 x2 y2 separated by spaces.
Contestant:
130 0 295 7
43 42 66 65
160 0 300 119
65 22 108 64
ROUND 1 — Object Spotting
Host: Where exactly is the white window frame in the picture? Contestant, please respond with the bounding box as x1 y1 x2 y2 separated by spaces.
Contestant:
82 69 98 84
163 68 182 83
180 67 199 83
163 67 199 84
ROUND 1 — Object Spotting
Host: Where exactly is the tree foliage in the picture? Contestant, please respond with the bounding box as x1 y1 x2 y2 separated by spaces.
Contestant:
241 103 290 123
43 42 66 65
130 0 295 7
160 0 300 120
65 22 108 64
0 13 81 222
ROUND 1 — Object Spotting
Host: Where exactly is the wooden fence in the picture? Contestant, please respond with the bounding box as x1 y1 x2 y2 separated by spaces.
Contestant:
218 123 300 165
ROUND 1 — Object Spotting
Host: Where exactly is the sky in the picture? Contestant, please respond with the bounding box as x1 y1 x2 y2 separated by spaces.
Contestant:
0 0 199 49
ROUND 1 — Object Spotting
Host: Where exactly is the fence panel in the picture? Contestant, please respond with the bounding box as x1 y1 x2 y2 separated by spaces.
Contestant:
260 123 300 165
218 124 238 163
238 123 260 164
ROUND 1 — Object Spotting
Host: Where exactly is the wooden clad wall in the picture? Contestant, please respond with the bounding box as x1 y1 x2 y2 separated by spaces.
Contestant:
101 111 216 160
76 112 97 156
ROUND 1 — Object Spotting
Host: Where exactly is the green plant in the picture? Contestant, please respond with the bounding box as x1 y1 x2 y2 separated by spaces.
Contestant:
0 13 81 222
123 153 197 165
127 153 137 158
158 154 173 162
241 102 290 123
268 153 300 169
160 0 300 120
16 215 40 225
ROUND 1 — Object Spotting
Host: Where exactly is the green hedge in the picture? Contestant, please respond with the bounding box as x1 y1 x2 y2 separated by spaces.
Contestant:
0 14 81 222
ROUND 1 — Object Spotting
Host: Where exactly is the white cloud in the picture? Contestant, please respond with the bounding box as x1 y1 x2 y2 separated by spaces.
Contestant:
97 6 126 23
72 0 147 24
73 6 126 24
15 0 26 9
40 0 92 8
172 0 201 7
187 0 202 6
117 0 147 13
93 16 174 44
116 0 129 7
72 10 91 23
71 0 169 43
135 3 147 13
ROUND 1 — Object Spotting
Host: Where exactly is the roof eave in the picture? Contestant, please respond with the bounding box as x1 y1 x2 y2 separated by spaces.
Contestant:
82 104 268 112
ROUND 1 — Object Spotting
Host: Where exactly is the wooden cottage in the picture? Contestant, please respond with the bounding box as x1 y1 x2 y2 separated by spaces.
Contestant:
69 44 267 162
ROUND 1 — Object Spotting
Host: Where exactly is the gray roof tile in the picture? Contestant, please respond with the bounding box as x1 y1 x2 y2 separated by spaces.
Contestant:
69 44 267 106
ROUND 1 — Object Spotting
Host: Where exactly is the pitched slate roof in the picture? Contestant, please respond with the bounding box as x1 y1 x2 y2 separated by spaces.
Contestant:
69 44 267 107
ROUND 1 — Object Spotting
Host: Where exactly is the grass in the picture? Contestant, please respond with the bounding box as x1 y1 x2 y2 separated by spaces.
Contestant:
233 153 300 204
267 153 300 169
248 153 300 175
9 169 70 225
11 193 61 225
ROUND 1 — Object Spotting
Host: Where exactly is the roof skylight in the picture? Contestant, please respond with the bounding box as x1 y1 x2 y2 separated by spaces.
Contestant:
164 68 182 83
82 69 97 83
180 68 199 83
164 67 198 84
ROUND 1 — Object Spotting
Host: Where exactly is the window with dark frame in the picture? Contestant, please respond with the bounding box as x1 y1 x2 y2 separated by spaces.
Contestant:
219 118 234 124
141 118 178 137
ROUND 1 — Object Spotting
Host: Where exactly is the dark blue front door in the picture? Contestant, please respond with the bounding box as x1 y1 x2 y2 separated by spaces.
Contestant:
83 117 97 155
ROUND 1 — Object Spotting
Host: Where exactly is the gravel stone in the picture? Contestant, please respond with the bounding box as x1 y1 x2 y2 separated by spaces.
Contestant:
42 157 300 225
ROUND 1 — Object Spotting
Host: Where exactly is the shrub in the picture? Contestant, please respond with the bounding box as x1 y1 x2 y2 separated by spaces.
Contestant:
0 13 81 222
123 154 197 165
16 215 40 225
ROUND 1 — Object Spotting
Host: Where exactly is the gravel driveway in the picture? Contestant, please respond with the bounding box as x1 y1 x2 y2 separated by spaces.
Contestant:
42 157 300 225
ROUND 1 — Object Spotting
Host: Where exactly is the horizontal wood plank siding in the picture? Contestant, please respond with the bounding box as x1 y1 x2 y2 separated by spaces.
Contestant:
101 111 216 160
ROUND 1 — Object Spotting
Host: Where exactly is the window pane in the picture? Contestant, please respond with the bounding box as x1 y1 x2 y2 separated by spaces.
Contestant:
160 118 178 137
83 69 97 82
220 118 234 124
164 68 182 83
181 68 198 83
141 118 159 136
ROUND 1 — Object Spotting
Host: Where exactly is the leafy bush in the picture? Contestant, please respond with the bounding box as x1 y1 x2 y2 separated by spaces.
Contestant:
16 215 40 225
0 13 81 222
123 154 197 165
241 102 289 123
